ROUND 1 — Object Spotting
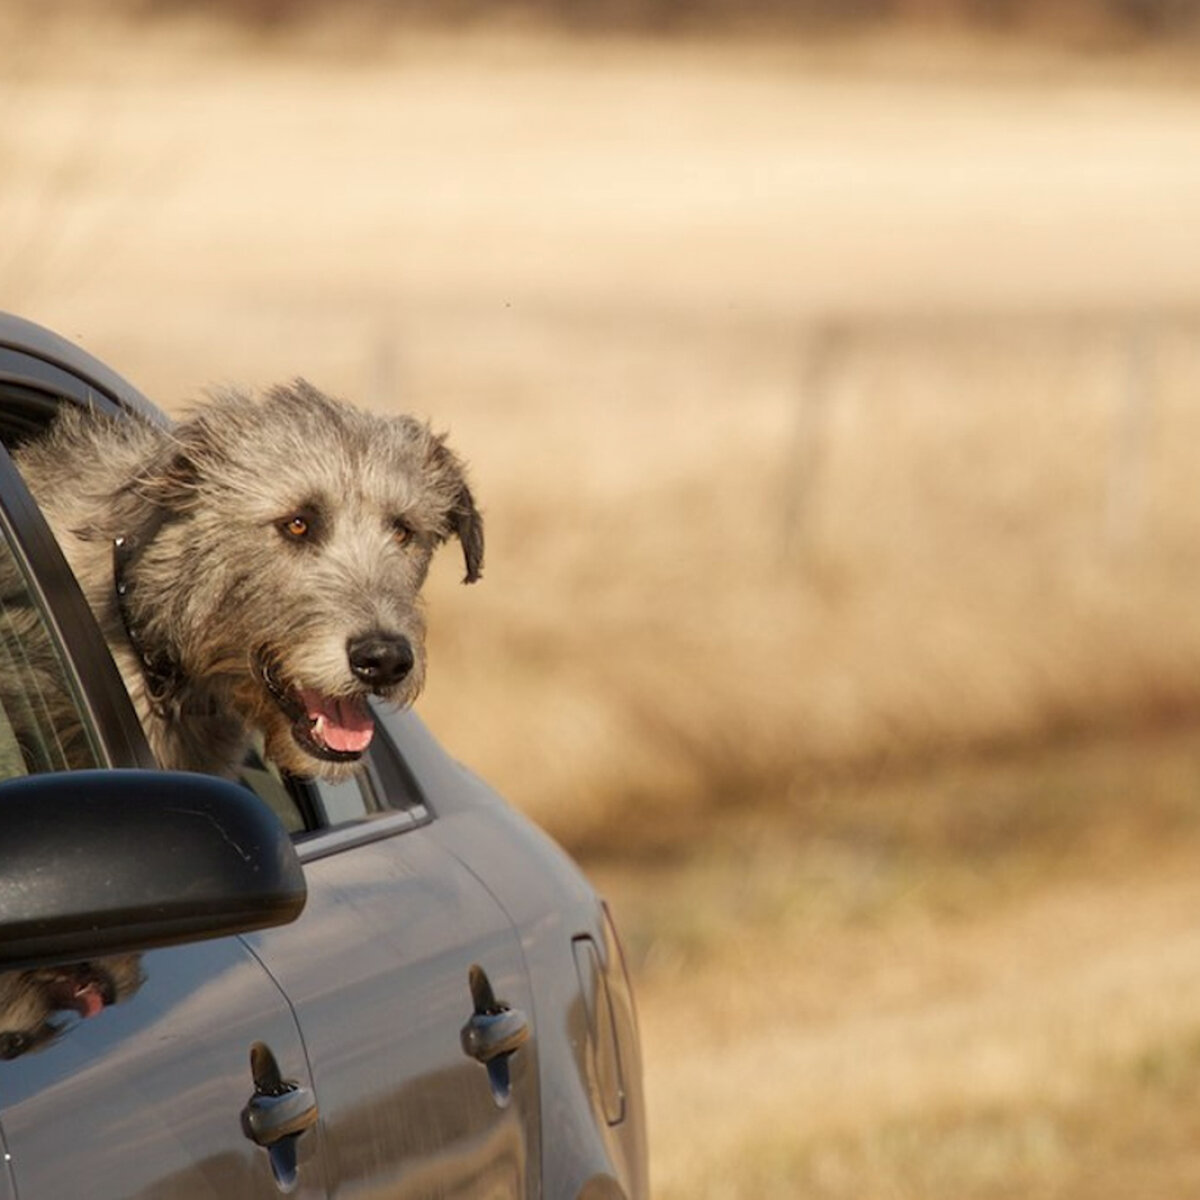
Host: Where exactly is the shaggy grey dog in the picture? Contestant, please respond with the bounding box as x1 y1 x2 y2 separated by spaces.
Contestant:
15 381 482 779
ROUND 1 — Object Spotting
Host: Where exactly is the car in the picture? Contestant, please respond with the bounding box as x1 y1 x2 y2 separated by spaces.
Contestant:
0 312 648 1200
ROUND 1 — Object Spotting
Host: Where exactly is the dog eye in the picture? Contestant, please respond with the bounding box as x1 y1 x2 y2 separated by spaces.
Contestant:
392 520 414 546
280 515 310 539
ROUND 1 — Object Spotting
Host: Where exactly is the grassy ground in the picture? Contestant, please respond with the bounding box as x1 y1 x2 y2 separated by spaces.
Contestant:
8 16 1200 1194
592 726 1200 1197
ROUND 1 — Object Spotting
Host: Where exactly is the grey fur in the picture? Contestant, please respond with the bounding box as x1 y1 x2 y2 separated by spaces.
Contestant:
15 381 482 779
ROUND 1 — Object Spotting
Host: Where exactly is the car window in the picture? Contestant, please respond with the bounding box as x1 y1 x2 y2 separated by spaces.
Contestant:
237 712 427 839
0 522 100 777
239 744 310 834
296 718 428 829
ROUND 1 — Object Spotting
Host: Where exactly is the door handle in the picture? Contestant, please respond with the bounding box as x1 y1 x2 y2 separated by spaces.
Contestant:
460 964 529 1107
241 1041 318 1191
461 1005 530 1064
241 1084 319 1147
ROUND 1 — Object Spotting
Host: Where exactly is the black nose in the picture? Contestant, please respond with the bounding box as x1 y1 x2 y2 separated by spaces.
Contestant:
347 633 414 689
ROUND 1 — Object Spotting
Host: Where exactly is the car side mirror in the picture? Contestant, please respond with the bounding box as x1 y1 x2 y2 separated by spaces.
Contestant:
0 770 307 970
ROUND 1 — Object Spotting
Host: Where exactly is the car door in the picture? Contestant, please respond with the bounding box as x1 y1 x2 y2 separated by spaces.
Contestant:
0 941 328 1200
0 424 331 1199
241 742 542 1200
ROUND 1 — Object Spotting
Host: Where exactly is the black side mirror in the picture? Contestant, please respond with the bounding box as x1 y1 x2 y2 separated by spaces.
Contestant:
0 770 306 970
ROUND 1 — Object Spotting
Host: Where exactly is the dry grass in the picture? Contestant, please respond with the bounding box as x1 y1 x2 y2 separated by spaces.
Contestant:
9 16 1200 1195
592 727 1200 1197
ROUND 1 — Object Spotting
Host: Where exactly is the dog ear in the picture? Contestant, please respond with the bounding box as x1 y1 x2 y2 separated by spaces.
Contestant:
128 418 222 516
427 434 484 584
451 481 484 585
131 450 199 514
88 426 204 551
93 419 225 556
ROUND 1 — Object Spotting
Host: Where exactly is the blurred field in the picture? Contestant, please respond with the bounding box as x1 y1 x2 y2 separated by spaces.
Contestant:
8 10 1200 1195
594 727 1200 1196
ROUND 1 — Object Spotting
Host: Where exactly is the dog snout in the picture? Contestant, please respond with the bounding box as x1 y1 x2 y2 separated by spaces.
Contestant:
346 632 415 689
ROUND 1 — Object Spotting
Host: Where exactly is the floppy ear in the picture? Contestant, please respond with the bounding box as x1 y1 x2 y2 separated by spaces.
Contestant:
126 450 199 516
451 481 485 585
427 433 484 584
94 412 225 549
123 417 223 517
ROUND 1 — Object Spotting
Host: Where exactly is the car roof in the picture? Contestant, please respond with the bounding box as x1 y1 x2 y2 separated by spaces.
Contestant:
0 312 167 431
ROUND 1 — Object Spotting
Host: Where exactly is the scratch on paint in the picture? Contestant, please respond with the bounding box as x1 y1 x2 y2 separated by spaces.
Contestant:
165 807 254 864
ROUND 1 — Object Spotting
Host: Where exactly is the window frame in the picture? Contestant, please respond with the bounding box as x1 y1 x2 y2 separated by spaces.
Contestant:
0 439 156 772
291 715 432 863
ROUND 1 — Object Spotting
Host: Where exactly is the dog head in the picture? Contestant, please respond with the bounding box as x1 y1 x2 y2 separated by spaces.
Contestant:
0 955 145 1060
120 381 483 779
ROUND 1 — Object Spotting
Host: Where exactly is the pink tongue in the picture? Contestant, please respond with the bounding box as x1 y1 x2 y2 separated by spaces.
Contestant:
300 691 374 754
74 985 105 1020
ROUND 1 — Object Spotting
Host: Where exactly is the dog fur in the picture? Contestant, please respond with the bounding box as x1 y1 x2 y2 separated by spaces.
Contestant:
14 381 482 779
0 955 144 1060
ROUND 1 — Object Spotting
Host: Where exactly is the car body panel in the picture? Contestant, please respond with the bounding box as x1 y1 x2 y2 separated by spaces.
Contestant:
0 1129 14 1200
0 940 327 1199
0 314 161 422
243 823 540 1199
378 709 650 1200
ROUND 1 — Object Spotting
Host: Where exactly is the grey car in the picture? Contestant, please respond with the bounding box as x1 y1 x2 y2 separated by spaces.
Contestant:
0 313 647 1200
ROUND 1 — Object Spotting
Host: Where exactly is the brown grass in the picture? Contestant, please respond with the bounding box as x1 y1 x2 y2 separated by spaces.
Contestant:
592 726 1200 1197
9 16 1200 1195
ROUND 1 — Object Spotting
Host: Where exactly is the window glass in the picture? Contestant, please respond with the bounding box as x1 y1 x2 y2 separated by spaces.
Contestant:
314 773 373 825
241 728 428 837
275 719 427 836
312 724 428 825
363 718 428 814
240 745 308 835
0 525 100 777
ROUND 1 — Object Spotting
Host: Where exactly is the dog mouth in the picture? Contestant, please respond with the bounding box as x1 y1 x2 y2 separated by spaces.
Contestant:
255 652 374 762
48 964 117 1020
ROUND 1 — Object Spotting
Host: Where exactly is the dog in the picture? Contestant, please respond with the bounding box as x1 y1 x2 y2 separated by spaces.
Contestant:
14 380 482 779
